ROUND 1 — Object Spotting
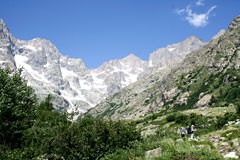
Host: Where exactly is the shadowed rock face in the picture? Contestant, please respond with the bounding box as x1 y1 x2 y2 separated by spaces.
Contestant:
0 18 207 113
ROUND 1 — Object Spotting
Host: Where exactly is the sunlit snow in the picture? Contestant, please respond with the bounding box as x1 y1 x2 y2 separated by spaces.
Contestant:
23 45 37 51
168 48 176 52
14 55 49 83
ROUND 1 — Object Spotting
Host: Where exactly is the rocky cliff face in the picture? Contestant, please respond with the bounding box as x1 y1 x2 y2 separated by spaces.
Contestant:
0 18 206 113
88 15 240 120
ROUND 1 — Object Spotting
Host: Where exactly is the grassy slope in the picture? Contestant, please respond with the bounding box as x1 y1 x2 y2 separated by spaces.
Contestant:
102 106 240 159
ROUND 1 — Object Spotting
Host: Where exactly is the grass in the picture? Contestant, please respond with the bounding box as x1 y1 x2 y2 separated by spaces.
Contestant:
221 129 240 140
182 106 236 117
102 137 223 160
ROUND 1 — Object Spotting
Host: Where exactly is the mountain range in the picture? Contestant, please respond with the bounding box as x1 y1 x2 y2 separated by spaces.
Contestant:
0 18 224 113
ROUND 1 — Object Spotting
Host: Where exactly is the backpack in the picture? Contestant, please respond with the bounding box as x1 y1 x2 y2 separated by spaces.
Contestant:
187 127 192 134
181 128 185 134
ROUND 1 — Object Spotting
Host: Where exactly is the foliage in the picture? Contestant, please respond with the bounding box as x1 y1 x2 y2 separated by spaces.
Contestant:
23 114 141 159
157 140 223 160
0 68 37 150
220 129 240 140
165 112 218 136
0 68 141 159
102 137 223 160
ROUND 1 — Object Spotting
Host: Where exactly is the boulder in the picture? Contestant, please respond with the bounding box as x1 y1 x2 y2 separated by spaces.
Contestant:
194 94 212 108
145 147 162 159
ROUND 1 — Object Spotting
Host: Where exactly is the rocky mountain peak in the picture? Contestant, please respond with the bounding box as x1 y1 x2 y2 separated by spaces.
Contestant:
0 18 9 33
228 15 240 32
122 53 146 65
124 53 139 60
184 36 204 42
181 36 205 47
148 36 206 70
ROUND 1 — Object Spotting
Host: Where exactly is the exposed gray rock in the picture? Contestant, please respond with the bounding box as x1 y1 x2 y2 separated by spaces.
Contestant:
194 94 212 108
145 147 162 159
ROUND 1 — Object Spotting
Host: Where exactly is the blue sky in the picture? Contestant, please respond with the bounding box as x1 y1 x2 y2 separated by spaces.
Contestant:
0 0 239 68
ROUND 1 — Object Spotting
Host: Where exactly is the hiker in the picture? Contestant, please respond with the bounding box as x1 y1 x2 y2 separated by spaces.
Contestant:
180 127 186 138
188 125 196 140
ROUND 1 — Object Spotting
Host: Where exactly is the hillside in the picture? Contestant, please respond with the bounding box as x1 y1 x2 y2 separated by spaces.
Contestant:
86 14 240 160
88 15 240 120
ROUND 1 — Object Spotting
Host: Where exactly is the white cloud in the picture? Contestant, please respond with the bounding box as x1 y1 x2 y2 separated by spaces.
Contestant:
196 0 205 6
176 5 217 27
176 9 185 15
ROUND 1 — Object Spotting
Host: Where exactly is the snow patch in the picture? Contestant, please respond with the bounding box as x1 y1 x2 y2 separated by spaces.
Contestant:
61 67 77 79
44 62 51 68
23 45 37 51
149 60 154 67
14 55 49 83
0 61 8 64
91 72 107 91
168 48 176 52
0 48 7 51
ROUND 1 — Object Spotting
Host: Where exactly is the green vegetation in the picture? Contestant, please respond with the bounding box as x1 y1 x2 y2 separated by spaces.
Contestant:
0 68 141 159
102 135 223 160
101 102 123 117
1 64 239 160
168 66 240 111
0 68 37 150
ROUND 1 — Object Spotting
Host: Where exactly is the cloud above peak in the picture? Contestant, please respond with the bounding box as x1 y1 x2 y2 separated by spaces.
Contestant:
176 1 216 28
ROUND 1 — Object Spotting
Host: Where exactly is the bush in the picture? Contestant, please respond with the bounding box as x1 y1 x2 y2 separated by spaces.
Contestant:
23 114 141 159
166 113 177 122
216 112 239 128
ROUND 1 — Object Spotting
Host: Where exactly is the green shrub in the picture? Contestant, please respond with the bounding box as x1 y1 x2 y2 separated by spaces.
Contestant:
221 129 240 140
23 114 141 159
166 113 177 122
